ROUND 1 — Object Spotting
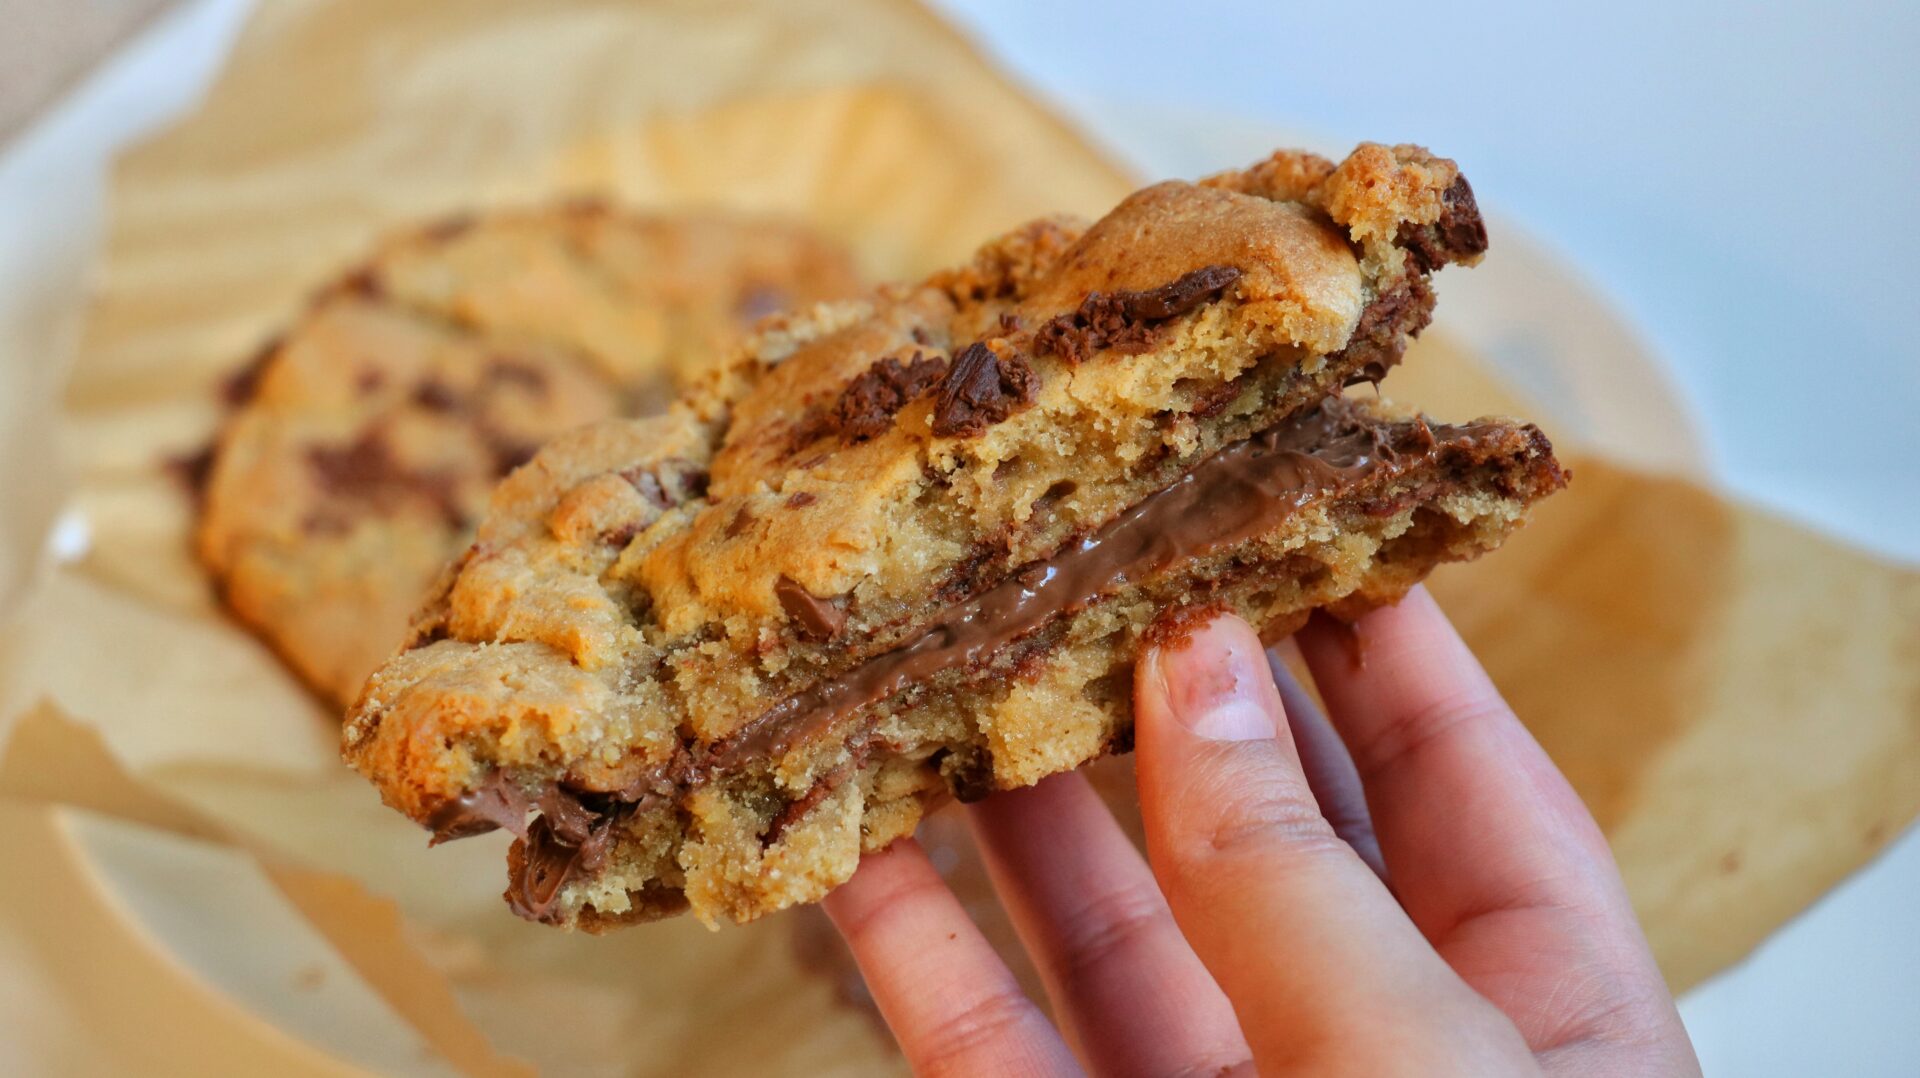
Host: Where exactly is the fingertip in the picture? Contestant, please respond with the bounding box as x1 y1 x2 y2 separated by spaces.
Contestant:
1135 613 1285 745
1129 621 1508 1069
821 837 923 926
1131 612 1322 875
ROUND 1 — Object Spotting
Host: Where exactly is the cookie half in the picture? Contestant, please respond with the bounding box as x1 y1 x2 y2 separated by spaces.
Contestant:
196 206 861 706
343 145 1566 928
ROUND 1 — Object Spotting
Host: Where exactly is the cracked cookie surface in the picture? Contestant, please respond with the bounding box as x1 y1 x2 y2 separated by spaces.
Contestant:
196 206 861 706
342 145 1563 929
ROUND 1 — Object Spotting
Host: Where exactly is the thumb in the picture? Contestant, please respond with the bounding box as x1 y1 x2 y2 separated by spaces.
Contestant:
1133 612 1325 892
1132 613 1529 1073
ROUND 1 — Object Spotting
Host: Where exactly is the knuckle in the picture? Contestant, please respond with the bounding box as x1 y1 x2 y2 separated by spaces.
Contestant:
1051 881 1173 987
915 986 1041 1073
1528 956 1682 1057
830 864 944 946
1350 687 1511 784
1204 795 1349 859
1161 752 1346 870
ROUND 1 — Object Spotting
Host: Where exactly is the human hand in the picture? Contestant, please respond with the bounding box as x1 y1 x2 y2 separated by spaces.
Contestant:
823 587 1699 1075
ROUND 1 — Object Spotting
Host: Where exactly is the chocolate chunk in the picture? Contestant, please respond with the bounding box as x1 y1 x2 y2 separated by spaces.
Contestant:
307 428 464 528
621 459 706 507
786 491 818 508
534 785 603 846
1338 274 1435 386
506 806 625 924
935 538 1010 603
422 213 477 242
305 430 399 495
601 520 643 546
1398 175 1489 273
427 771 532 843
508 818 586 922
336 266 386 300
776 575 848 640
221 335 283 406
1142 599 1232 650
471 774 651 922
1034 265 1242 364
937 746 996 803
668 459 711 500
411 379 461 412
483 430 541 476
832 351 949 443
1118 264 1243 320
931 342 1038 438
485 358 550 396
783 407 834 454
726 506 756 538
166 443 217 508
622 467 671 508
1034 296 1151 363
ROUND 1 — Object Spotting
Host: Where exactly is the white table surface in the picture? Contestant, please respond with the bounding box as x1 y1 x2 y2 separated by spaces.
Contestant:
3 2 1915 1074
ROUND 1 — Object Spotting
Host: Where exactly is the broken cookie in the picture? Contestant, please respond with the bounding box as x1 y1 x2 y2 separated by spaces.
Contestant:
342 144 1564 929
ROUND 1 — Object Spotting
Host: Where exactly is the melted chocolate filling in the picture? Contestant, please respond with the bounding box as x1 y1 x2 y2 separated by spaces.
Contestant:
448 398 1512 920
710 398 1494 769
426 771 531 843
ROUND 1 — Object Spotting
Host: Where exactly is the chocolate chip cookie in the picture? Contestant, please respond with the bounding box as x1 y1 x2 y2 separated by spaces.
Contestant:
342 145 1567 929
196 205 861 706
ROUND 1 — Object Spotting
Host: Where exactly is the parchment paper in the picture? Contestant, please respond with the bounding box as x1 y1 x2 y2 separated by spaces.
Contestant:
1 0 1916 1073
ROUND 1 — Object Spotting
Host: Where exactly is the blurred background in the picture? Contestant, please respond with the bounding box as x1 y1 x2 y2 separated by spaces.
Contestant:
2 1 1915 1075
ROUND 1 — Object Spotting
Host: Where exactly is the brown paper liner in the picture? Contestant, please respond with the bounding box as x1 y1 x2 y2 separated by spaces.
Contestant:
1 0 1915 1072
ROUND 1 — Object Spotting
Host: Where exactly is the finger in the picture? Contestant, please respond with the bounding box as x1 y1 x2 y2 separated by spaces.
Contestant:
1298 589 1694 1072
1134 613 1533 1072
823 840 1079 1077
968 772 1253 1077
1266 641 1385 877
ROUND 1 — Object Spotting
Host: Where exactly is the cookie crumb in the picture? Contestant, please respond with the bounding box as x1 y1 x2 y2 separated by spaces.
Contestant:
776 576 848 640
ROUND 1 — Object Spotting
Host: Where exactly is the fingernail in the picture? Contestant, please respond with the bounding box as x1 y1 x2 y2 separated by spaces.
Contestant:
1149 616 1279 742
